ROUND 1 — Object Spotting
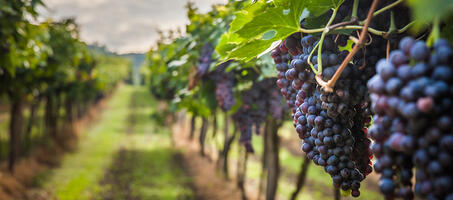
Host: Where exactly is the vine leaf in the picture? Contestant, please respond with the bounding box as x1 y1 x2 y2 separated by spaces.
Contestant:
216 32 244 57
229 11 252 33
234 7 301 39
217 0 305 61
306 0 344 17
226 39 276 61
407 0 453 23
305 12 331 29
228 2 266 33
217 0 344 62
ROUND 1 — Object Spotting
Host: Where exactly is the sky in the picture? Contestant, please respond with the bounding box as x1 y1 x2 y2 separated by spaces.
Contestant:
39 0 228 54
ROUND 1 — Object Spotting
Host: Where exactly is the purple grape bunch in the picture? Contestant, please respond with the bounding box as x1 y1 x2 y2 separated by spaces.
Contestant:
272 34 374 197
234 79 284 152
368 37 453 199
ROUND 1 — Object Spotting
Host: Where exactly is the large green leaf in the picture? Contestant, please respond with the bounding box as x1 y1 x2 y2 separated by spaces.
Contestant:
305 0 344 17
229 11 252 33
305 11 330 29
229 11 254 33
408 0 453 22
218 0 346 62
215 32 244 57
218 0 305 61
229 1 269 33
234 5 300 39
225 38 281 62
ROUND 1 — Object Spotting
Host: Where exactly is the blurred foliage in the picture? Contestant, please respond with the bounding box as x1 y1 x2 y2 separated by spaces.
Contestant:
0 1 130 104
145 0 277 118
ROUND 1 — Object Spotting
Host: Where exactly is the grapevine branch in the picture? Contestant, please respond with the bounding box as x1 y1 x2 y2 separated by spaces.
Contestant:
349 35 359 44
331 22 415 36
316 0 380 92
299 20 415 37
328 19 358 32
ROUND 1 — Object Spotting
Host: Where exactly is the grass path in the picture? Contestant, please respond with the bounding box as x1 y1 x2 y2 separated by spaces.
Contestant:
36 85 193 200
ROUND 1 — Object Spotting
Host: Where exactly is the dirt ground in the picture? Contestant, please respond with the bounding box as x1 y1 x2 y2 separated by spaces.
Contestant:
171 117 246 200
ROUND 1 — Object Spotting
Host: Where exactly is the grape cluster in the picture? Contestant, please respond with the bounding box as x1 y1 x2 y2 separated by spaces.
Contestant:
273 37 298 114
233 78 284 152
214 61 236 112
196 43 214 78
216 79 235 111
273 34 373 197
196 45 237 112
368 37 453 199
350 104 373 178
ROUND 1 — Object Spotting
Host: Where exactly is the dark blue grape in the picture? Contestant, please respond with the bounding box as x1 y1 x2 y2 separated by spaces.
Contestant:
434 39 451 49
440 135 453 153
367 76 385 94
397 64 412 81
427 161 443 175
385 78 403 94
435 46 453 64
410 41 429 61
390 50 408 66
413 150 429 166
432 66 453 82
380 61 396 80
411 63 430 78
399 37 415 55
379 178 396 194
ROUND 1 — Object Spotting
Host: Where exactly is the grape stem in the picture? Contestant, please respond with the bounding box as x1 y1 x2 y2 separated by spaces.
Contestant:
316 0 380 92
348 35 359 44
328 19 357 31
351 0 359 20
316 7 339 74
396 21 416 34
388 12 397 34
333 22 415 36
300 22 415 37
307 42 320 73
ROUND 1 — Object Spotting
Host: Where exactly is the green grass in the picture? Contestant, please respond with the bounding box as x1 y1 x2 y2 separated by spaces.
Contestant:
39 85 132 199
35 85 193 200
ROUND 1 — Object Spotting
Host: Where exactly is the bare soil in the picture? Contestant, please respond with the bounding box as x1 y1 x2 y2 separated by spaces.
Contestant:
99 149 140 200
172 118 246 200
